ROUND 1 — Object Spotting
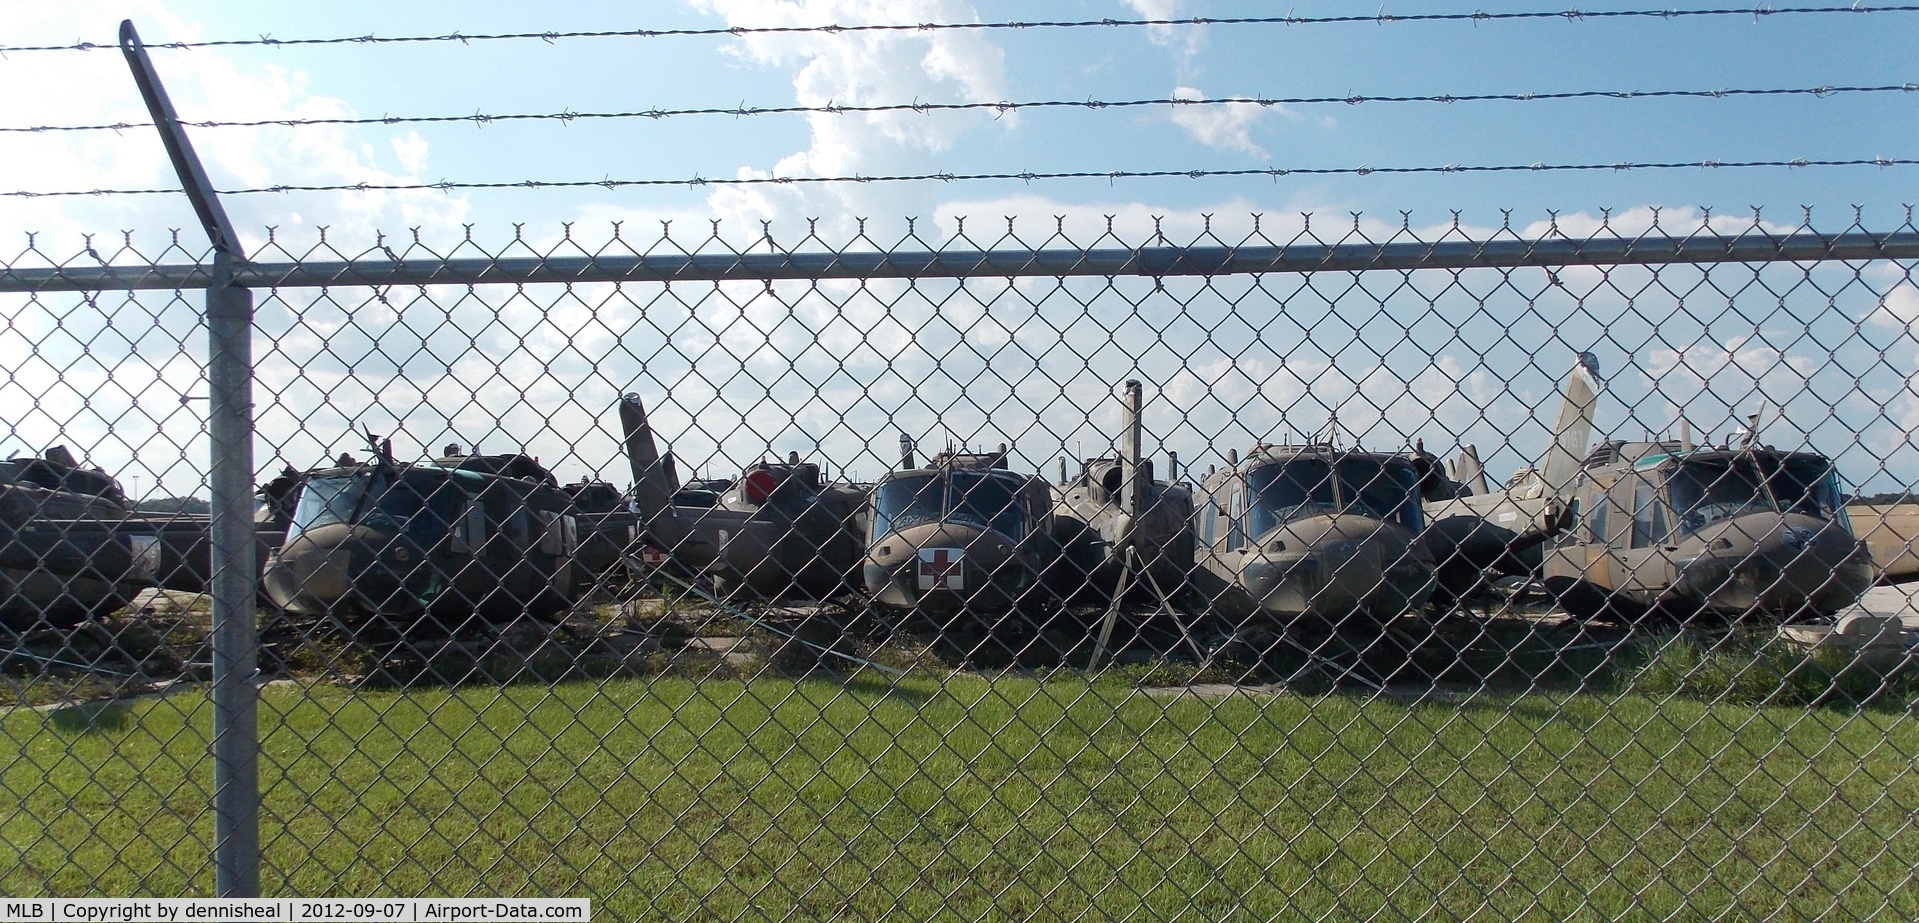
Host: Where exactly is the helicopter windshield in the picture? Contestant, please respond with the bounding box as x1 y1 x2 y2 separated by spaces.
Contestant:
288 472 465 543
289 475 367 539
1667 454 1841 534
871 471 1026 539
949 472 1025 538
1245 456 1421 536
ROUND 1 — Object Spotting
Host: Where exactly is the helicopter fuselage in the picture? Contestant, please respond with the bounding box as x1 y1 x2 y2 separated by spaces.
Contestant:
261 460 579 627
1542 443 1871 622
1193 447 1437 627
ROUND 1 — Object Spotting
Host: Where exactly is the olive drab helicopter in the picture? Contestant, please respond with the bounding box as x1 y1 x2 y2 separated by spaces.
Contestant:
260 433 582 629
864 437 1066 638
1190 437 1439 628
2 447 157 628
559 474 636 586
1422 354 1600 602
617 393 864 601
1540 427 1873 624
1 446 228 628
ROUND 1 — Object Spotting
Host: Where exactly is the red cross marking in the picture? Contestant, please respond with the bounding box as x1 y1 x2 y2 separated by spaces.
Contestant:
917 547 965 591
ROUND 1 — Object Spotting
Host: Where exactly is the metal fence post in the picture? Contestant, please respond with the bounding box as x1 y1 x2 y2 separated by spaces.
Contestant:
207 250 259 898
120 19 260 897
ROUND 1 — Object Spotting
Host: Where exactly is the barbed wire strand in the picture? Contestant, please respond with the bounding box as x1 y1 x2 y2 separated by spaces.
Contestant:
4 6 1916 54
6 83 1914 135
6 157 1912 199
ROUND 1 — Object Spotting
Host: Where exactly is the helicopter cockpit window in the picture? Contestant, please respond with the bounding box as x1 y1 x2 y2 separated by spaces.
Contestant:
1756 455 1842 518
372 474 465 546
1245 459 1338 536
872 474 943 538
288 475 367 539
870 471 1026 539
948 472 1025 539
1245 457 1421 535
1667 455 1841 534
1338 457 1423 530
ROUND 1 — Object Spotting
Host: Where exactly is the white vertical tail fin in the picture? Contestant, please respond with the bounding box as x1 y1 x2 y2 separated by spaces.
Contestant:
1537 352 1602 498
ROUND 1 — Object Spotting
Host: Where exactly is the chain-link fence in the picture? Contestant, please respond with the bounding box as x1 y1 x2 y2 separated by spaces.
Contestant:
4 211 1919 919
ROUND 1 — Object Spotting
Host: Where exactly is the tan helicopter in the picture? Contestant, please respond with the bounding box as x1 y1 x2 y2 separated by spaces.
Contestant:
1189 435 1439 628
618 393 865 601
1051 382 1198 663
1541 429 1873 624
1427 353 1871 623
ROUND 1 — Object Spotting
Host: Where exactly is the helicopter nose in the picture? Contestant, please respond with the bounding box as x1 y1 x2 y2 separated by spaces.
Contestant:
1676 518 1872 618
1241 530 1432 622
867 529 1033 617
263 524 433 615
261 527 356 612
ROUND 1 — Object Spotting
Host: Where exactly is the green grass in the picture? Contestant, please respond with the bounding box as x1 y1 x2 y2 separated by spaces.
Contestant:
1625 628 1919 707
4 673 1918 921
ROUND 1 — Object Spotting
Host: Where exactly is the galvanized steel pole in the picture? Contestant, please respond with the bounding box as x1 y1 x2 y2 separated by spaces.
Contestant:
205 249 259 898
121 20 259 897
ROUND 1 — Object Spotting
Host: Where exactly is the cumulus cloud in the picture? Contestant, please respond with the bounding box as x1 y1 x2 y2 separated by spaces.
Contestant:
681 0 1012 231
1168 85 1269 157
1869 276 1919 328
0 1 468 258
1125 0 1205 62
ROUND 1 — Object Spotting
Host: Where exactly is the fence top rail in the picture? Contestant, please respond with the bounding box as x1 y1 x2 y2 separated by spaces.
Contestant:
5 230 1918 293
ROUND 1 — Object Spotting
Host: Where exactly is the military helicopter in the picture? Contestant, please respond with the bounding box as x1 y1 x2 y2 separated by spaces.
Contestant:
1540 431 1873 624
1049 382 1199 662
864 437 1066 639
1 447 157 628
617 393 864 601
1052 382 1197 602
0 446 240 628
259 433 582 630
1422 354 1600 603
1190 437 1438 628
558 474 635 586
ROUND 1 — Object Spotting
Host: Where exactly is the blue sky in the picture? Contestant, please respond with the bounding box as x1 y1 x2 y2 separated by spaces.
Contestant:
2 1 1916 495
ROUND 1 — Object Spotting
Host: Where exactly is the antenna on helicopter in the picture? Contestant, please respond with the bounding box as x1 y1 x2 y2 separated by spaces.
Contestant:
1739 403 1770 448
362 426 393 464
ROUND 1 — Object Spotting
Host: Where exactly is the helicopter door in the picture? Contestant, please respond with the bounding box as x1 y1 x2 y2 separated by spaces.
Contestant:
533 508 578 596
1620 476 1677 596
1547 479 1615 589
450 497 486 555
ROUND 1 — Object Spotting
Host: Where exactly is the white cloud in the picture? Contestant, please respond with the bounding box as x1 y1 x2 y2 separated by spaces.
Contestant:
1168 85 1269 158
0 1 468 258
681 0 1012 231
1125 0 1205 61
1870 278 1919 328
